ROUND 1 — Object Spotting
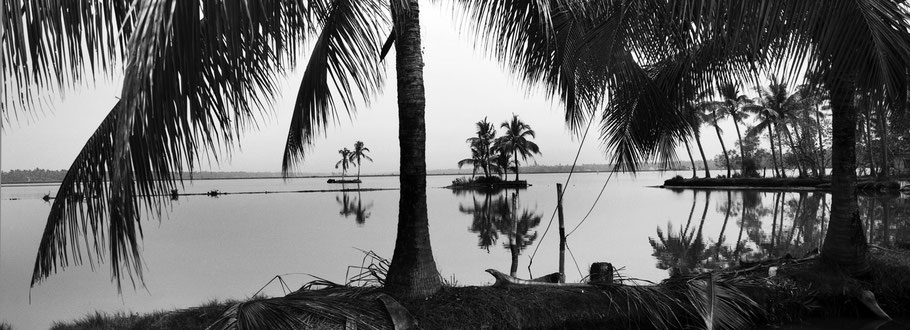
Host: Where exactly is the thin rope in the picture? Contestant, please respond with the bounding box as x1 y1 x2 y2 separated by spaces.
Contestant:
566 165 618 237
527 114 596 277
565 240 584 280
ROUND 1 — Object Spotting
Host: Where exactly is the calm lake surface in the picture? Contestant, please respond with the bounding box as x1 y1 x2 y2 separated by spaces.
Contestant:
2 172 909 329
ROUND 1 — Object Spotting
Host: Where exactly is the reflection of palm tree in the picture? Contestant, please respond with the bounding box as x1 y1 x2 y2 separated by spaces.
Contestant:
336 191 373 225
650 223 708 276
459 191 542 275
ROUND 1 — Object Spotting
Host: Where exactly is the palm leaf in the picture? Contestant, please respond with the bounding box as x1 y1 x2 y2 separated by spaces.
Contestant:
31 0 320 288
282 0 390 174
2 0 135 116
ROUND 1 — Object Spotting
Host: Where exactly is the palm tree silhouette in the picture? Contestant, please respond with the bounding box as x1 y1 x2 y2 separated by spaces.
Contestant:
335 148 353 180
494 115 540 181
463 118 497 178
349 141 373 181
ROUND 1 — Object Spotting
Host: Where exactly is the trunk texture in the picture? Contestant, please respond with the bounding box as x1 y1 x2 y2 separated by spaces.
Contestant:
385 0 442 299
712 112 731 177
684 139 697 178
820 79 870 275
694 133 711 177
815 107 826 177
768 125 780 178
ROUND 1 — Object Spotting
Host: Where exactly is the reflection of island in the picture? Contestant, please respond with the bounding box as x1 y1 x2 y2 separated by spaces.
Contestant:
459 191 542 276
336 191 373 225
651 189 910 275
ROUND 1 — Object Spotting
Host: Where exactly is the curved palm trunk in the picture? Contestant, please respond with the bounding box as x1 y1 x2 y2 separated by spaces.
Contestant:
385 0 442 299
815 107 826 178
357 158 362 181
781 124 806 177
684 139 697 178
694 133 711 177
820 80 869 276
711 111 731 177
732 113 746 174
775 123 788 178
768 125 781 178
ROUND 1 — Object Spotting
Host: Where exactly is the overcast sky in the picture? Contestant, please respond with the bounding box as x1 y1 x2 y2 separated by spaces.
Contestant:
1 5 746 175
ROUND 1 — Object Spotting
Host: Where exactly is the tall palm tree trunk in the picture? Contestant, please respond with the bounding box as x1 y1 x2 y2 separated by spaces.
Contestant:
684 139 697 178
820 80 869 276
768 125 781 178
877 111 890 179
815 107 826 178
781 124 806 177
385 0 442 299
694 133 711 177
862 108 877 177
775 123 788 177
357 158 362 181
732 116 746 175
513 152 520 181
711 112 731 177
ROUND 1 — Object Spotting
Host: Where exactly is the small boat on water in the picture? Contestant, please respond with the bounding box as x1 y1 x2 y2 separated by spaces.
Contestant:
327 179 362 184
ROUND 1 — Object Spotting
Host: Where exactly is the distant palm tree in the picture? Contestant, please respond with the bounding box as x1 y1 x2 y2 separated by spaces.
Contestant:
494 115 540 181
457 146 485 179
336 148 353 180
697 100 732 177
349 141 373 181
465 118 497 178
716 83 753 174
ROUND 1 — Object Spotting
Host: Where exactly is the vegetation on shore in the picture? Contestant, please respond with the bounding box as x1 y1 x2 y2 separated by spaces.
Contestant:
663 175 907 191
50 248 910 329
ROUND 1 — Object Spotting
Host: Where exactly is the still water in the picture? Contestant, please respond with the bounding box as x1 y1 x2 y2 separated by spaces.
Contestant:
1 172 908 329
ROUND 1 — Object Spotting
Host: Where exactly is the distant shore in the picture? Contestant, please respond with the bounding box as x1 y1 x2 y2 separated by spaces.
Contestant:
1 168 680 185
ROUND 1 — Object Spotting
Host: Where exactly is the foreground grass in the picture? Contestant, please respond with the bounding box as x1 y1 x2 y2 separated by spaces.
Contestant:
51 299 237 330
51 248 910 329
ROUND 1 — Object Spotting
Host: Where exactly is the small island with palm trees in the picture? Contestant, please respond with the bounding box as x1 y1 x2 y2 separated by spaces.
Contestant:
327 141 373 184
447 115 541 191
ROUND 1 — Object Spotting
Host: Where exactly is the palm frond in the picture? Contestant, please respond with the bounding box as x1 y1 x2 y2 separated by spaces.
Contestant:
2 0 134 117
31 0 320 288
282 0 390 174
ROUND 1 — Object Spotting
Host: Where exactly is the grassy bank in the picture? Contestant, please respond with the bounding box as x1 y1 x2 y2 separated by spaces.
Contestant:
50 249 910 329
663 176 906 192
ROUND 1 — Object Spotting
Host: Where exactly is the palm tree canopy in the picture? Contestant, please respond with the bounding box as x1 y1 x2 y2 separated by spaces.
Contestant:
495 114 541 162
350 141 374 163
16 0 910 290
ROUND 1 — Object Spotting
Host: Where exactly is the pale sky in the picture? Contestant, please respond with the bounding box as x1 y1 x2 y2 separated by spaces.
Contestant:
1 5 745 175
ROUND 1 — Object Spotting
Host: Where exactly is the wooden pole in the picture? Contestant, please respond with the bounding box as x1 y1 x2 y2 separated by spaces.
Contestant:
556 183 566 283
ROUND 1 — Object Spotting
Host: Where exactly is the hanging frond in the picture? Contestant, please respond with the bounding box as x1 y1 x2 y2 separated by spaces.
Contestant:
31 0 321 289
1 0 135 117
282 0 390 174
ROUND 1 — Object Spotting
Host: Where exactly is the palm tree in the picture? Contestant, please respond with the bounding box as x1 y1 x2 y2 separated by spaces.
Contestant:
489 1 910 275
349 141 373 181
717 82 753 174
698 100 732 177
335 148 353 180
15 0 569 300
494 115 540 181
465 118 497 178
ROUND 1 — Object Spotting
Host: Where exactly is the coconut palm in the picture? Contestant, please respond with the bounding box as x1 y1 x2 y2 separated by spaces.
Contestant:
494 115 540 181
349 141 373 181
698 100 733 177
464 118 497 178
336 148 353 180
14 0 571 300
481 1 910 275
717 83 753 174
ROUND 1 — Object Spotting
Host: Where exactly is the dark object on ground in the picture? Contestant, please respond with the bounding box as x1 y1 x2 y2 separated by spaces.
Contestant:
328 179 362 184
447 176 529 192
589 262 615 284
206 190 220 197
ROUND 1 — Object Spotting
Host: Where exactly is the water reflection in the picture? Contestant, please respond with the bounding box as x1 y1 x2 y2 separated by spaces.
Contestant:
651 190 910 276
336 190 373 225
458 190 542 276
